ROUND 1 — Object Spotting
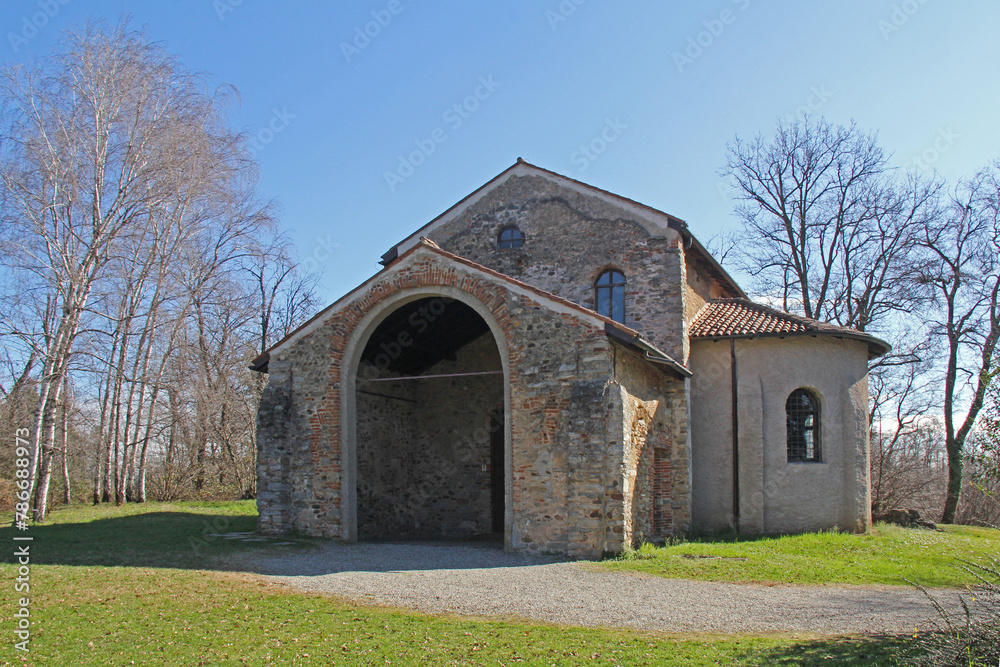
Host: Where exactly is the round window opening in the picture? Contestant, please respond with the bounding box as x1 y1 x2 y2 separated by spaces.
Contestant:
497 226 525 249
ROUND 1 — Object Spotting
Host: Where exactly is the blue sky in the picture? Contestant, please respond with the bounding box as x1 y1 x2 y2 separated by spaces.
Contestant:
3 1 999 303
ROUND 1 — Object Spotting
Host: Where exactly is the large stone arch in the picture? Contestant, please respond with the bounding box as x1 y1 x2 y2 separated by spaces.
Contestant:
257 244 646 557
338 286 512 544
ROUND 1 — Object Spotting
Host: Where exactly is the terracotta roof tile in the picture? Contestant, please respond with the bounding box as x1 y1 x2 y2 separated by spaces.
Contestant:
690 299 813 337
689 299 891 359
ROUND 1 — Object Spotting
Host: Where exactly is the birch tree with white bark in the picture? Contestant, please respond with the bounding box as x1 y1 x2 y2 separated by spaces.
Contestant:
0 20 286 519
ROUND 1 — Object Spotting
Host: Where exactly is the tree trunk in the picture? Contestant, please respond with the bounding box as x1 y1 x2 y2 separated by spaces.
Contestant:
25 355 56 517
136 383 161 503
941 435 963 523
111 329 129 505
61 378 71 505
93 385 103 505
32 375 63 521
95 332 120 504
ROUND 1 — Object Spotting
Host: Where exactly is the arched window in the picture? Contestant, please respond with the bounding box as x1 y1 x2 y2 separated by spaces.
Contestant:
595 270 626 323
786 389 821 462
497 226 524 249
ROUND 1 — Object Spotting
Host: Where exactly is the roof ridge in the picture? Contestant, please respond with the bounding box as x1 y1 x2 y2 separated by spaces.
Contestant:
384 159 748 298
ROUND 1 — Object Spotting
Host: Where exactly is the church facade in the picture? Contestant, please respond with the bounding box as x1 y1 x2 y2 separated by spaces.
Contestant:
251 160 888 558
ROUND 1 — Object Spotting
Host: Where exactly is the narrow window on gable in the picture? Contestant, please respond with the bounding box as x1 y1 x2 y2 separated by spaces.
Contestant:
497 225 524 249
786 388 821 462
595 270 626 323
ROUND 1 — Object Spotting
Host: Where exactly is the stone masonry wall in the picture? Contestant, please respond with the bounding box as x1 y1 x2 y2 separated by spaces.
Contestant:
256 321 340 536
425 175 691 361
257 248 628 557
611 343 690 550
354 372 418 538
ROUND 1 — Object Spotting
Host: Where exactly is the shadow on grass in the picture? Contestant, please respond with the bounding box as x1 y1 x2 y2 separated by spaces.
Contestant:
0 511 552 574
0 511 309 570
745 633 916 666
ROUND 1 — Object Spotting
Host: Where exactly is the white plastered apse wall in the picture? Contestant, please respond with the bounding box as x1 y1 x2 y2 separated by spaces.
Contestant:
690 336 871 534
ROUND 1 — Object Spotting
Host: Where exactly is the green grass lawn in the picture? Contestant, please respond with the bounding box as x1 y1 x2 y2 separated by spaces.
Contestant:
0 502 948 665
605 523 1000 587
2 565 915 666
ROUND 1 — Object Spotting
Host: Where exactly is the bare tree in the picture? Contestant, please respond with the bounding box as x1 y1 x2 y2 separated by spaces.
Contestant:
239 232 318 497
871 416 946 519
869 334 938 516
0 19 272 520
959 427 1000 527
913 163 1000 523
0 351 36 490
722 117 936 329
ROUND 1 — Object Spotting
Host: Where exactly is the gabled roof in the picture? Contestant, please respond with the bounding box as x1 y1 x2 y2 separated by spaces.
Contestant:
689 298 891 359
251 238 691 377
380 159 746 299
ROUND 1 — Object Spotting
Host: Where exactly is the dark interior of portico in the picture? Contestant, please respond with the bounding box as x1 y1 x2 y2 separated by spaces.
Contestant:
354 297 504 541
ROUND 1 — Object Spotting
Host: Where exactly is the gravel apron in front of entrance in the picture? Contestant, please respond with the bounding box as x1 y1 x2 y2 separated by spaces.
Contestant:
221 542 960 635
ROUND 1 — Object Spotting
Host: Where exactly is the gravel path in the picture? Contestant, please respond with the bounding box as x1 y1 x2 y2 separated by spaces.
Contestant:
222 541 966 635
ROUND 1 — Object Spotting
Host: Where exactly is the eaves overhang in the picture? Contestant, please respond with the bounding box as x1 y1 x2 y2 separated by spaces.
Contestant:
604 323 693 378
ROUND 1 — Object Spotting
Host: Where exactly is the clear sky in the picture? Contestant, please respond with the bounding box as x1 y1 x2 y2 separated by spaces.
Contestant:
3 1 999 303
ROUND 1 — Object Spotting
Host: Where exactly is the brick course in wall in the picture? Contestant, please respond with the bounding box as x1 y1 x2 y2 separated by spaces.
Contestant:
612 344 689 550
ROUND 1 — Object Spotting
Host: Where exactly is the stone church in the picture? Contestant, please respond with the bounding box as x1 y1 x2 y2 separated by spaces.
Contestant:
251 159 889 558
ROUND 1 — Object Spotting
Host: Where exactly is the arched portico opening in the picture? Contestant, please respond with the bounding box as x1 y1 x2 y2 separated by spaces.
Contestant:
342 290 510 543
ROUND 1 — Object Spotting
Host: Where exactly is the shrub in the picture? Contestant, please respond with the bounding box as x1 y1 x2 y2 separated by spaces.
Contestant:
910 557 1000 666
